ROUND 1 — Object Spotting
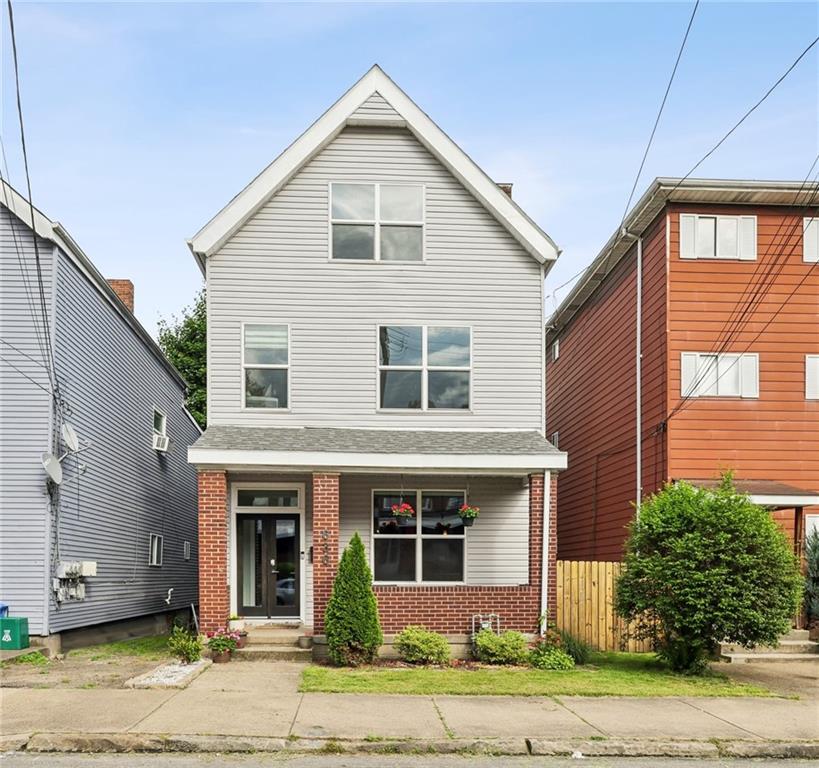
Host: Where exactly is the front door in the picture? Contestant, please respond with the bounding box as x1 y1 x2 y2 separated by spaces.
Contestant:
237 514 300 618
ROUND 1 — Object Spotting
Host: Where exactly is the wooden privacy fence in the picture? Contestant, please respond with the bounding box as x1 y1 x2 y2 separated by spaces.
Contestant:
555 560 653 652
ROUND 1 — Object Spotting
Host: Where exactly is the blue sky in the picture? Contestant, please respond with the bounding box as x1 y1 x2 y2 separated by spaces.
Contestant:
2 1 817 335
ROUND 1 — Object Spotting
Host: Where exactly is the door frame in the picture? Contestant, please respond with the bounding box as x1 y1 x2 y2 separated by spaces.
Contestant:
230 482 306 623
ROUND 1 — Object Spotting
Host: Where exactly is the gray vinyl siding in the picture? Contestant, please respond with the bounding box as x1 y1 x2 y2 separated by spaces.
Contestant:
46 251 200 633
208 126 544 430
0 207 55 634
350 92 401 120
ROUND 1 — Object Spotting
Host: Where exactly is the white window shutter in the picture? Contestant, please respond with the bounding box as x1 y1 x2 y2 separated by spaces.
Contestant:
739 354 759 398
681 352 699 397
680 215 696 259
739 217 757 260
807 355 819 400
804 218 819 263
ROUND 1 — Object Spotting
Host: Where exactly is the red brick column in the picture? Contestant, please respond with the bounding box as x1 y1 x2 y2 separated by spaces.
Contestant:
198 470 229 633
312 473 340 634
528 472 545 622
546 471 558 623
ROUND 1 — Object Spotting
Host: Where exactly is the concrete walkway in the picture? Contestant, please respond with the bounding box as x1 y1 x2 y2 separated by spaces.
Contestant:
2 661 817 745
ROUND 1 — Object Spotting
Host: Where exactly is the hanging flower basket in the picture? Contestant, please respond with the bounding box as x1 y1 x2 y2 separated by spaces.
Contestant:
391 501 416 524
459 504 480 527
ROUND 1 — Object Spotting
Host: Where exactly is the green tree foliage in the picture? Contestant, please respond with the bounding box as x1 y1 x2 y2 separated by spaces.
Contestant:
158 289 206 428
615 475 802 674
805 529 819 623
325 532 383 666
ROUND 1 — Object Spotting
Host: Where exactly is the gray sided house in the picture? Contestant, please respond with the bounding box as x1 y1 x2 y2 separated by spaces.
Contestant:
188 66 566 651
0 181 200 647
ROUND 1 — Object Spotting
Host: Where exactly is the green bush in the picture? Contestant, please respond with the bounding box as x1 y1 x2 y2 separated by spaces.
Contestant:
167 625 202 664
558 631 591 665
530 642 575 670
395 626 450 665
473 630 530 665
615 474 802 674
805 529 819 623
325 532 383 666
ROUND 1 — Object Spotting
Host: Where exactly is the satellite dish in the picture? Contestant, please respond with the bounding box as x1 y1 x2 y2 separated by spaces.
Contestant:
61 423 80 452
41 452 63 485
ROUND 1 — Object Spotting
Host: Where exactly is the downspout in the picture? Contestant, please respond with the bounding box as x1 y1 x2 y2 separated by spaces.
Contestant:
620 228 643 517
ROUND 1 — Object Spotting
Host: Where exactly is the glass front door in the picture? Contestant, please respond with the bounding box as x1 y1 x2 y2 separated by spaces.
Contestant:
237 514 300 618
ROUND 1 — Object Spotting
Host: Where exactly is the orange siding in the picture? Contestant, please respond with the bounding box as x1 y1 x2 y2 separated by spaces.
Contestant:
666 204 819 515
547 215 667 560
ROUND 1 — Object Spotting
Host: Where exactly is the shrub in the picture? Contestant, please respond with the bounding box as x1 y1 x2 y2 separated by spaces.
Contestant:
168 625 202 664
473 630 530 665
325 532 383 666
530 642 575 670
395 626 450 665
558 631 592 665
615 474 802 674
805 529 819 624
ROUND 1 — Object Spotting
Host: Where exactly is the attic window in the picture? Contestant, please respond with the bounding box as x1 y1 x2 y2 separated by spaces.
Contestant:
331 183 423 261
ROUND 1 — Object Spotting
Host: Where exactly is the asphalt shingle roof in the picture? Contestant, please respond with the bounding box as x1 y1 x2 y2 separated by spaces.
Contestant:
192 426 561 456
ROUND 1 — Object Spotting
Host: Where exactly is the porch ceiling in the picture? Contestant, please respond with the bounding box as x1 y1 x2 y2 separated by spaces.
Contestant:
188 426 566 475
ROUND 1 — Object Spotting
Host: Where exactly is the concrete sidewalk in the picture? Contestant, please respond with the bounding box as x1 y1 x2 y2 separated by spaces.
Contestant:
2 661 817 754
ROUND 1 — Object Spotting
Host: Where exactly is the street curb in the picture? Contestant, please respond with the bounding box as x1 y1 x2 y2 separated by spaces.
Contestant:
12 732 819 758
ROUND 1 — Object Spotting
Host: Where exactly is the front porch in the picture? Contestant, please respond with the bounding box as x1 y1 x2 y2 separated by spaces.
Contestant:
191 427 565 642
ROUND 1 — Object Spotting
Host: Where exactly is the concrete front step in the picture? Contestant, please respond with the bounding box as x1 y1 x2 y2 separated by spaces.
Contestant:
233 644 312 662
721 652 819 664
246 629 304 647
782 629 810 641
721 640 819 656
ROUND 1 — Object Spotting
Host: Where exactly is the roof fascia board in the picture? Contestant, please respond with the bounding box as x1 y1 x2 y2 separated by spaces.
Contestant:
750 494 819 507
187 446 568 472
1 181 187 390
188 66 559 264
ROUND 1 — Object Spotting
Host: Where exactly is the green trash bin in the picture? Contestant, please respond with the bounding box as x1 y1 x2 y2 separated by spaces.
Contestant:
0 617 30 650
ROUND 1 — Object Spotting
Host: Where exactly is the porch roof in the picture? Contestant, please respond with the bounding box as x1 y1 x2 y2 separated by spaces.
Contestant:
188 426 566 474
685 478 819 509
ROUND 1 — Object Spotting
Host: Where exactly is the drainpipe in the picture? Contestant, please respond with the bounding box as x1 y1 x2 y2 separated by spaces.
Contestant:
620 228 643 517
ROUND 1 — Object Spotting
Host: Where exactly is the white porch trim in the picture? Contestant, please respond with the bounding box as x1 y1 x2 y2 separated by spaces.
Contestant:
750 494 819 508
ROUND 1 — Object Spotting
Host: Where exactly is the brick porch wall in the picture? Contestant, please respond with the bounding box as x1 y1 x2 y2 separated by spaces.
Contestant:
198 470 229 633
314 472 557 635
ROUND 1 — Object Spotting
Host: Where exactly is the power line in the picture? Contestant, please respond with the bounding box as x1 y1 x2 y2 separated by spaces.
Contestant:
621 0 700 223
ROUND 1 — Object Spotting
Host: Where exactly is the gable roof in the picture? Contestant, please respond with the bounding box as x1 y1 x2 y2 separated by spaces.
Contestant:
188 65 560 271
0 179 187 390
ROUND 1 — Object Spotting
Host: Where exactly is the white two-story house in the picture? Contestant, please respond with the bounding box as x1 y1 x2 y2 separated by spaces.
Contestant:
187 66 566 649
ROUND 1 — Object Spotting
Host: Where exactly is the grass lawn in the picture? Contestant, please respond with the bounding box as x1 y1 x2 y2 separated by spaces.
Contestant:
300 652 773 698
66 634 170 662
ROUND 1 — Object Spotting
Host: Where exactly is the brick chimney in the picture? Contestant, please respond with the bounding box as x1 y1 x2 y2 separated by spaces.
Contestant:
497 183 513 198
107 279 134 312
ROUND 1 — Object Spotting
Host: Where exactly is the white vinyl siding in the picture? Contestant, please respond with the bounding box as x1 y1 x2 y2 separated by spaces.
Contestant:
681 352 759 398
207 127 543 430
807 355 819 400
679 214 756 260
804 217 819 263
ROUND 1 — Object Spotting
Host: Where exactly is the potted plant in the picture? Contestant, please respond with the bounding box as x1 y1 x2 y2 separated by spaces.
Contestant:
391 501 416 525
458 503 480 527
228 615 248 646
206 628 239 663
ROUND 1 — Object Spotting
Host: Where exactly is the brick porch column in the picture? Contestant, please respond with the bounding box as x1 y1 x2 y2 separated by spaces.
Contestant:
312 472 340 634
198 470 229 633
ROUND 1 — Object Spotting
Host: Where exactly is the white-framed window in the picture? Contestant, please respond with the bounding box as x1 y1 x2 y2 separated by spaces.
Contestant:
550 431 559 449
804 217 819 263
378 325 471 410
681 352 759 398
149 534 164 567
806 355 819 400
243 324 289 409
551 339 559 361
679 214 756 260
330 182 424 261
372 489 466 584
183 541 191 561
152 409 166 436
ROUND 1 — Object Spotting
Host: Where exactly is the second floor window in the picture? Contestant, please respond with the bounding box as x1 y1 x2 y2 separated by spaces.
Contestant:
681 352 759 399
331 183 423 261
244 324 289 409
804 217 819 263
378 325 471 410
680 214 756 261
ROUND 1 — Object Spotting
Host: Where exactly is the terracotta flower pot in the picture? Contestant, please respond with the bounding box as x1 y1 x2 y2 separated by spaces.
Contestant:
236 632 248 649
211 650 231 663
